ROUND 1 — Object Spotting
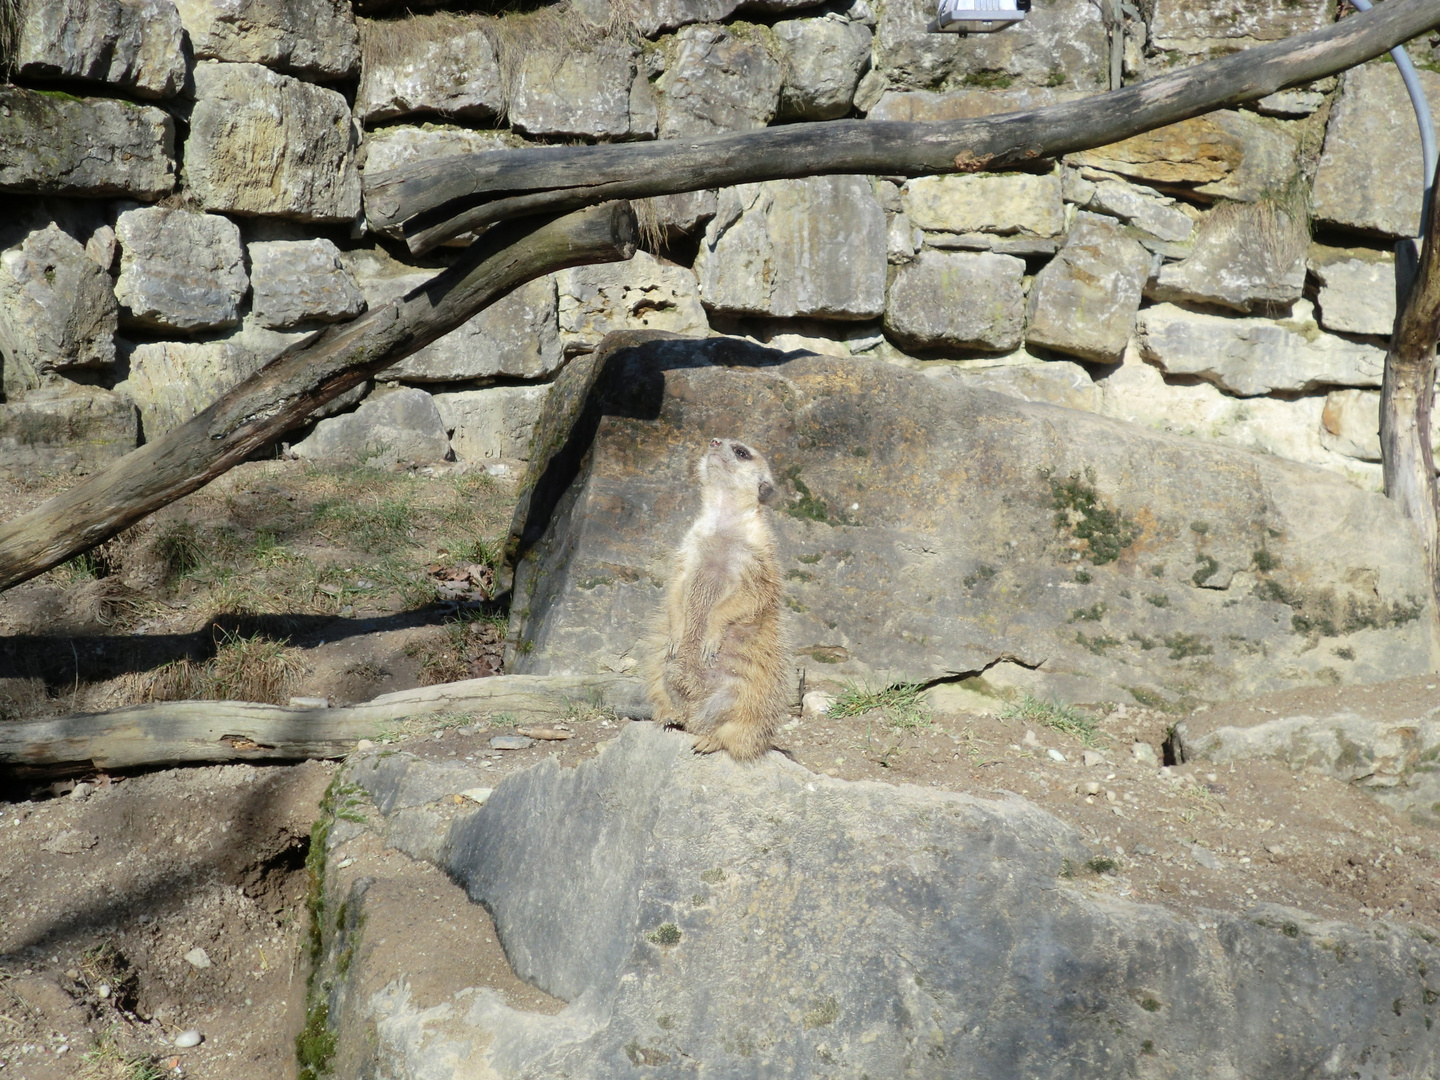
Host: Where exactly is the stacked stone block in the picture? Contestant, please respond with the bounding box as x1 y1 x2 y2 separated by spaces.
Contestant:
0 0 1433 487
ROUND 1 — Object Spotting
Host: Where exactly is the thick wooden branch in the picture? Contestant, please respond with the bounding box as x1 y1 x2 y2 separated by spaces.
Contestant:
0 203 638 593
366 0 1440 254
0 674 651 778
1381 198 1440 601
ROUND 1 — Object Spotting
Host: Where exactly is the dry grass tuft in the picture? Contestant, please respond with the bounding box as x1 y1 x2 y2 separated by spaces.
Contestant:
633 198 668 253
0 0 20 78
142 630 304 704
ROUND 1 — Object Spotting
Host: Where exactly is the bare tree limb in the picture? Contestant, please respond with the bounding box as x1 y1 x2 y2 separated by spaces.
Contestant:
0 674 650 779
365 0 1440 254
1382 210 1440 601
0 202 638 593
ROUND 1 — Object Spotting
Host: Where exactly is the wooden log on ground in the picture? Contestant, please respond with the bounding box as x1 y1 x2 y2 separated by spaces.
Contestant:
366 0 1440 254
0 202 638 593
0 674 651 777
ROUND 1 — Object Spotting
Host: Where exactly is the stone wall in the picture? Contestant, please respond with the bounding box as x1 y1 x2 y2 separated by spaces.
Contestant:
1 0 1436 487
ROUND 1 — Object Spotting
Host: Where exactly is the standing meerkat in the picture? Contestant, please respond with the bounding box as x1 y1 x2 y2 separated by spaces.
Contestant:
644 438 789 761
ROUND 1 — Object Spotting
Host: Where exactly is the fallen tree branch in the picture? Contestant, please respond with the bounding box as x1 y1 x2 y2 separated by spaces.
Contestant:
366 0 1440 254
0 202 638 593
0 674 651 778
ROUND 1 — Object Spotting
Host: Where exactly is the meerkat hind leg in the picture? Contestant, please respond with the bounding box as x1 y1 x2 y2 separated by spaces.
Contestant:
693 719 773 762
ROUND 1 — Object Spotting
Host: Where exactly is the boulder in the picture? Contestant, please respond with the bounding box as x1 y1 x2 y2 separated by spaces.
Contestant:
873 0 1105 94
187 62 362 222
432 384 551 461
1191 109 1303 204
248 239 365 329
113 207 248 333
115 339 266 437
360 126 516 180
555 251 708 351
1311 250 1397 337
344 251 564 384
1313 64 1440 239
1137 301 1385 397
931 358 1102 413
15 0 186 98
315 724 1440 1080
0 223 119 391
174 0 358 78
1024 213 1152 364
0 386 138 479
1149 199 1308 313
1067 115 1244 186
900 173 1064 238
505 335 1432 702
354 14 503 125
884 249 1025 352
773 17 872 121
655 24 783 138
1085 179 1193 243
695 177 886 320
645 190 720 238
867 85 1084 121
0 87 175 200
1149 0 1332 56
507 38 654 139
1320 388 1382 462
292 386 452 467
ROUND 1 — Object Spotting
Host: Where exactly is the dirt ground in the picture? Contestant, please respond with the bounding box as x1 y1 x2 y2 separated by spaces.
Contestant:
3 462 1439 1077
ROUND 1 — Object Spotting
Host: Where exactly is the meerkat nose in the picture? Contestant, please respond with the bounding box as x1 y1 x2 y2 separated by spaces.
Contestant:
709 438 722 448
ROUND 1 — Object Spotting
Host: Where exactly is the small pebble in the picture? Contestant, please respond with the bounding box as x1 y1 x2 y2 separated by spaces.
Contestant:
356 739 375 751
824 767 840 777
97 984 111 999
174 1030 203 1049
1131 742 1158 766
1081 751 1105 768
516 726 573 741
801 691 832 721
1105 790 1118 803
460 787 494 805
489 735 535 751
1084 781 1102 795
1023 730 1039 747
70 783 93 801
183 948 211 970
1046 748 1066 763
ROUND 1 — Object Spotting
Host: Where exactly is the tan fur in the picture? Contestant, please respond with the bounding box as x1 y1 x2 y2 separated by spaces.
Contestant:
643 438 788 761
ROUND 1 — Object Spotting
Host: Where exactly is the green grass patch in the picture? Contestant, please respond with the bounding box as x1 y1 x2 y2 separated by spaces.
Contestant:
830 681 932 732
999 693 1103 746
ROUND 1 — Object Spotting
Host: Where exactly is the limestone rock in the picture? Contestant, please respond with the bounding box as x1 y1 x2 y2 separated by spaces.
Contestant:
884 249 1025 352
773 17 872 121
505 335 1432 706
1311 252 1397 337
1068 116 1244 186
0 87 175 200
695 176 886 320
874 0 1106 94
0 387 137 479
867 85 1084 121
15 0 186 98
175 0 358 78
0 223 118 391
1025 213 1152 364
1254 88 1327 118
1313 64 1440 239
901 173 1064 238
508 38 654 139
1150 0 1333 57
1086 180 1193 243
930 359 1102 413
114 207 248 333
1149 200 1307 313
645 190 720 238
1137 302 1386 397
187 62 361 222
432 384 551 461
1321 389 1382 462
292 386 452 467
345 252 563 383
248 239 365 330
655 25 783 138
361 126 516 180
632 0 830 37
115 339 266 436
1192 109 1303 204
354 14 503 125
556 251 707 351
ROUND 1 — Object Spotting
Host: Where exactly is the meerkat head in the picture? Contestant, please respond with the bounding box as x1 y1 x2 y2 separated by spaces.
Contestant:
698 438 775 510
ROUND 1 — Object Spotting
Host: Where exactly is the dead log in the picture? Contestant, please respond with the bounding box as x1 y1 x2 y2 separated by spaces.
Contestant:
0 674 650 778
366 0 1440 254
0 202 638 593
1382 223 1440 602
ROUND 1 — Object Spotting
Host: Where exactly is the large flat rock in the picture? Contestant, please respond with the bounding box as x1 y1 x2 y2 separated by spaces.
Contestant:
354 14 503 125
311 723 1440 1079
0 386 137 478
15 0 186 98
505 334 1434 707
175 0 359 78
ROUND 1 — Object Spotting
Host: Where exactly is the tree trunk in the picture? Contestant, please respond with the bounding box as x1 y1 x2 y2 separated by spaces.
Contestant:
0 202 638 593
1382 225 1440 602
365 0 1440 254
0 673 649 780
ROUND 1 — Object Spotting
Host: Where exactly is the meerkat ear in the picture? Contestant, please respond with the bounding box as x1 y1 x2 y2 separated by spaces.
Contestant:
757 479 775 504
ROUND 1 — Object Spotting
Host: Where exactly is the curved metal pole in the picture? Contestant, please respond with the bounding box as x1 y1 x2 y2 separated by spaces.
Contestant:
1350 0 1437 226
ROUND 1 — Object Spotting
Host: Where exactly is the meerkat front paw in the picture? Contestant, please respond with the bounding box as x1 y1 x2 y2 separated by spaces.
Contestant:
665 639 680 659
691 734 724 754
700 638 722 666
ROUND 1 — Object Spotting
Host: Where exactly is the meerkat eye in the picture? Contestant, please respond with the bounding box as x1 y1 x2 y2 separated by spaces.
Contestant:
732 444 751 460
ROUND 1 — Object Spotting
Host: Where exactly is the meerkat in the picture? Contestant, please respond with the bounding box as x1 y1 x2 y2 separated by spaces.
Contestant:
644 438 789 762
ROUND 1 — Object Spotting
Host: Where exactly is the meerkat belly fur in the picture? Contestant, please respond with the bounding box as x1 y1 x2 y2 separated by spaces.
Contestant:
644 438 788 761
